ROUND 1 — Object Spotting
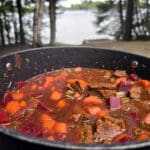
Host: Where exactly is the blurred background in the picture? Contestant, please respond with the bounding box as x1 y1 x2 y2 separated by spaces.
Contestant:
0 0 150 56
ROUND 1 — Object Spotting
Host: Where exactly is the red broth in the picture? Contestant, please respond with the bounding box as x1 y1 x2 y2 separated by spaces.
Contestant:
0 67 150 144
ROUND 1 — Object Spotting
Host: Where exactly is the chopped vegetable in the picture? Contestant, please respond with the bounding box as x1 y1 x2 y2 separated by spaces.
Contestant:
67 79 88 92
40 114 55 131
44 76 54 88
135 133 150 141
113 133 131 142
144 113 150 125
114 70 127 77
15 81 26 89
56 99 68 108
74 67 82 73
20 123 42 137
53 122 67 134
0 109 9 124
12 92 24 101
47 135 55 141
116 91 127 98
109 96 121 111
30 84 37 91
19 100 27 108
140 80 150 88
129 112 139 121
96 109 108 117
2 91 13 106
31 93 44 99
5 101 23 115
87 106 102 115
83 96 102 105
129 74 139 81
38 102 53 112
115 77 127 85
50 91 62 101
120 97 130 103
119 81 131 92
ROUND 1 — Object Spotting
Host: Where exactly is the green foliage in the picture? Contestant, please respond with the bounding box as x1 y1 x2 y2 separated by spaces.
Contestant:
95 0 150 40
60 1 100 10
96 0 114 12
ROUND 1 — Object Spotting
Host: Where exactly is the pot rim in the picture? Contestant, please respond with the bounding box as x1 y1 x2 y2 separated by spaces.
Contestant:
0 125 150 150
0 46 149 59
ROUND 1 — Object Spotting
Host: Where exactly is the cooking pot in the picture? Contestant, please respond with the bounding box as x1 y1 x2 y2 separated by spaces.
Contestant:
0 47 150 150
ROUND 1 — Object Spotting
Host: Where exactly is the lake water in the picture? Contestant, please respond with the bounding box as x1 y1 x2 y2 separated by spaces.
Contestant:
41 10 113 45
17 10 114 45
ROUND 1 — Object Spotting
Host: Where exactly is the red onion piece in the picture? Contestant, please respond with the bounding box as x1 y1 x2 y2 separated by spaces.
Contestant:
38 102 53 112
129 112 139 121
109 96 121 111
15 81 26 89
2 91 13 106
20 123 42 137
0 109 9 124
119 81 131 92
119 135 132 142
129 74 139 81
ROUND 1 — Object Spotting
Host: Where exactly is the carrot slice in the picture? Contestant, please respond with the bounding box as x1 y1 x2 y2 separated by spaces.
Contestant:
47 135 55 141
144 113 150 125
50 91 62 101
67 79 88 91
87 106 101 115
5 101 21 114
40 114 55 131
135 133 150 141
44 77 54 88
12 92 24 101
51 86 56 91
113 133 131 142
96 109 108 117
115 77 127 85
45 76 54 82
19 100 27 107
31 84 37 91
53 122 67 134
74 67 82 73
73 92 80 98
56 99 68 109
60 71 68 77
83 96 103 105
140 80 150 88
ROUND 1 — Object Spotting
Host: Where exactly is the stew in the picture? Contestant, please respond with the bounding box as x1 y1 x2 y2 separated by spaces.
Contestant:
0 67 150 144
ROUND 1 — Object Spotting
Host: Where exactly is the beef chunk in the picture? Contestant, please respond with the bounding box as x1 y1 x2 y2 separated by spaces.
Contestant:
113 70 127 77
69 104 91 123
88 81 116 90
100 90 116 99
142 113 150 130
137 101 150 111
129 85 142 99
81 124 93 143
94 115 126 143
99 82 117 89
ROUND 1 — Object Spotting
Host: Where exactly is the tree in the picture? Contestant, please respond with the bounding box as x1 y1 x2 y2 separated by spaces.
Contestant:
118 0 124 39
10 0 18 43
95 0 150 41
17 0 25 43
1 0 11 45
49 0 58 46
123 0 134 41
33 0 45 47
0 3 5 45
